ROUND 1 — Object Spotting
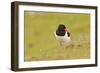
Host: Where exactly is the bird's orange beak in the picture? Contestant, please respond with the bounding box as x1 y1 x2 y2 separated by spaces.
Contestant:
65 28 67 32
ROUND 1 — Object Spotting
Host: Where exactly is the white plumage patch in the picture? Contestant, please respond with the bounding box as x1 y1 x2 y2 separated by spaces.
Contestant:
54 32 71 47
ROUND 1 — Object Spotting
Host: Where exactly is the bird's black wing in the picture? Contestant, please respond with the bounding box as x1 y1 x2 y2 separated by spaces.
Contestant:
67 32 70 37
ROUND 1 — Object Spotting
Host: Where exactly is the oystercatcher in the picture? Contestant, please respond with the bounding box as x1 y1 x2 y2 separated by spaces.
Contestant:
54 24 71 47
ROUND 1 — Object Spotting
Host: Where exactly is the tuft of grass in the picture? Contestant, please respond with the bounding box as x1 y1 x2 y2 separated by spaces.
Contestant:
24 12 90 61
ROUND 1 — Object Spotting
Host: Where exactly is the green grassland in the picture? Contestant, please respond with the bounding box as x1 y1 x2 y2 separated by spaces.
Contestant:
24 11 90 61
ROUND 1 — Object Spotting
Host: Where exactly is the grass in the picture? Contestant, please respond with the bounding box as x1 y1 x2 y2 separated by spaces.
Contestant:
24 11 90 61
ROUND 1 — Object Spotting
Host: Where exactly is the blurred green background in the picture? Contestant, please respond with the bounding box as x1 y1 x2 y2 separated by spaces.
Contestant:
24 11 90 61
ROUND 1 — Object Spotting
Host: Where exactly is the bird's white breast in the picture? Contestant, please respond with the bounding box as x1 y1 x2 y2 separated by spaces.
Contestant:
54 32 71 45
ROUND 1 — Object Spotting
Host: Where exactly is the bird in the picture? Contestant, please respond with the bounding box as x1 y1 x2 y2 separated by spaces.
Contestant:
54 24 71 48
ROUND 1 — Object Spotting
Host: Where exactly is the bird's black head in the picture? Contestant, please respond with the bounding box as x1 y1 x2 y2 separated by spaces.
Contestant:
56 24 66 36
58 24 66 31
